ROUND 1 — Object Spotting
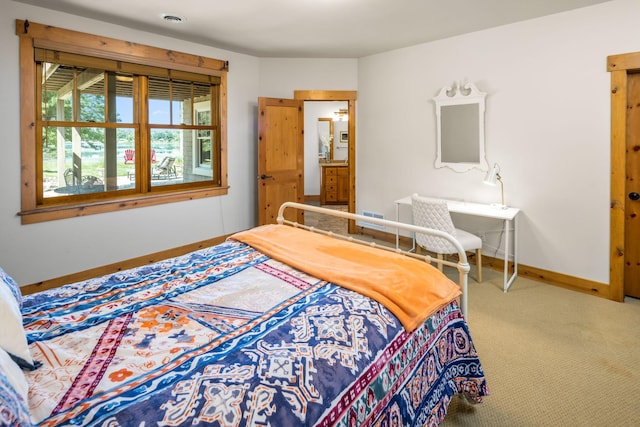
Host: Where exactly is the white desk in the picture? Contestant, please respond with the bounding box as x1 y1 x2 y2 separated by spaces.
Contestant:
395 196 520 292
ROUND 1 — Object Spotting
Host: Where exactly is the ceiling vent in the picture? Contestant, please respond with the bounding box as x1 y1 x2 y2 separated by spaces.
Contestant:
162 14 184 24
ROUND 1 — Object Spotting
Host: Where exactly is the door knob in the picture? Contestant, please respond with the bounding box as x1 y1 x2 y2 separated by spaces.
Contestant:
259 174 273 180
630 192 640 201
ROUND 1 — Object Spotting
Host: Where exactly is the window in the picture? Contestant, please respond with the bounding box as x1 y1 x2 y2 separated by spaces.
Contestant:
16 20 228 224
193 101 213 175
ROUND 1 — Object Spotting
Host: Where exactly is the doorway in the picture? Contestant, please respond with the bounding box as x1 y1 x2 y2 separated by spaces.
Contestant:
294 90 357 233
608 51 640 300
303 101 348 203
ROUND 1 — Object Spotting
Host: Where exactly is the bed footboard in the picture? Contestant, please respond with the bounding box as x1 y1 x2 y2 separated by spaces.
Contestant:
276 202 471 314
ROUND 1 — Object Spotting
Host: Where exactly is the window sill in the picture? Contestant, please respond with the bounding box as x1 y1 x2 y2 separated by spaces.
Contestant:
19 186 229 224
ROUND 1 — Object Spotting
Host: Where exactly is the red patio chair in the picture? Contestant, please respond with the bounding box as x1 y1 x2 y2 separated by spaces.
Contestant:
123 149 135 164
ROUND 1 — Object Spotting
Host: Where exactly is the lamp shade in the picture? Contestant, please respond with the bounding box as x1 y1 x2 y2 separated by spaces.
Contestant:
483 163 506 208
483 163 500 186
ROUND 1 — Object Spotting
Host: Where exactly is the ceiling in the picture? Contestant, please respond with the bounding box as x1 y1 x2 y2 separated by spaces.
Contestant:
16 0 611 58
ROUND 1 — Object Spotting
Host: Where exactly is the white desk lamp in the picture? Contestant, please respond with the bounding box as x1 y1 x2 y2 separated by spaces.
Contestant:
484 163 506 208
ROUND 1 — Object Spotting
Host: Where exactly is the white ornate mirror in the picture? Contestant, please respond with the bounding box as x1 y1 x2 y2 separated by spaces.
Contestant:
433 82 488 172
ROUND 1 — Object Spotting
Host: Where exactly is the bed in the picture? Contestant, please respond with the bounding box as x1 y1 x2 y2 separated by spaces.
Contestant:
0 202 488 426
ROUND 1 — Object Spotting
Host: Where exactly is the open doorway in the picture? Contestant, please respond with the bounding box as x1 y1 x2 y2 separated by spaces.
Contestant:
303 101 348 203
294 90 357 233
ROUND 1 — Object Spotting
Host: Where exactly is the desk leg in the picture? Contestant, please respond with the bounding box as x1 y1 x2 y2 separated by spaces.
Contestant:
503 219 509 292
505 216 518 291
503 217 518 292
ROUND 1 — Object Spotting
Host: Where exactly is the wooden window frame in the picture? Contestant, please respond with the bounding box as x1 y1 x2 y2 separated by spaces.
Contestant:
16 20 229 224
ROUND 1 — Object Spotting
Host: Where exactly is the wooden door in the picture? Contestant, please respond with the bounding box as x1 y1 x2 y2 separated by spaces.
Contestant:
257 97 304 225
625 73 640 297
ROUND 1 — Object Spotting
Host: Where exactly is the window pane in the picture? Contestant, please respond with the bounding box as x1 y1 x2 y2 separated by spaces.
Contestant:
198 130 212 167
42 126 137 197
150 128 213 187
172 80 191 125
113 73 134 123
118 129 137 188
196 109 211 126
41 63 73 121
79 69 105 123
149 77 171 124
185 128 215 181
193 83 211 104
148 78 202 125
192 100 213 174
150 128 181 186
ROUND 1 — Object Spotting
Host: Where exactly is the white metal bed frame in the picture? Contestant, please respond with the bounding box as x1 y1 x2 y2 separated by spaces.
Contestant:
276 202 471 314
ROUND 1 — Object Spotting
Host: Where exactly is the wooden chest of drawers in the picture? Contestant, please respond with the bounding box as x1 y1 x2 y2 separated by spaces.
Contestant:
320 164 348 204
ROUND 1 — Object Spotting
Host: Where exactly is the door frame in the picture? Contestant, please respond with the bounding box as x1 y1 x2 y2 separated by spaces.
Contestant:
294 90 358 233
608 50 640 301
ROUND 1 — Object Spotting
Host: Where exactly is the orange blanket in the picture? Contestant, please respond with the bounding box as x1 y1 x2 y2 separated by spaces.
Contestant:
230 224 461 331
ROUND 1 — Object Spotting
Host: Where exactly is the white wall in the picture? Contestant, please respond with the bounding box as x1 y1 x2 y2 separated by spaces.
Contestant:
258 58 358 97
356 0 640 284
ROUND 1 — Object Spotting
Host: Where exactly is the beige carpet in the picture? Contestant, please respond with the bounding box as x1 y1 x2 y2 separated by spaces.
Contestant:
441 269 640 426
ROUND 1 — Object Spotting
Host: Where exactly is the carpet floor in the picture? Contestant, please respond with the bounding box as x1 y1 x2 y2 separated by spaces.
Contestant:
442 269 640 426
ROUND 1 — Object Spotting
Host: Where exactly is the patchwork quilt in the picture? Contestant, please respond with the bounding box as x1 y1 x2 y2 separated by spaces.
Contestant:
21 239 488 426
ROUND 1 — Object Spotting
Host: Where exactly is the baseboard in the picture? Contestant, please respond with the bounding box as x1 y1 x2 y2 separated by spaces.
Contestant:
473 252 610 298
518 265 610 299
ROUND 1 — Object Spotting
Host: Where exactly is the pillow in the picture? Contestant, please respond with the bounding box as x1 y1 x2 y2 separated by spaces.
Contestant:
0 268 39 370
0 347 32 427
0 266 23 308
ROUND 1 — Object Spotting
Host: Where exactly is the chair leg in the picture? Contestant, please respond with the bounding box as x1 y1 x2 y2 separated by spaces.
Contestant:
476 248 482 283
436 253 444 272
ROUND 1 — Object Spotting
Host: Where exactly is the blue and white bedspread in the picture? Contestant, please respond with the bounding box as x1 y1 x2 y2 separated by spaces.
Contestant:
22 240 488 426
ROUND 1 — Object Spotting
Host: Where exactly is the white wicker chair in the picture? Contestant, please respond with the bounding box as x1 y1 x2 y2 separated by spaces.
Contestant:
411 193 482 282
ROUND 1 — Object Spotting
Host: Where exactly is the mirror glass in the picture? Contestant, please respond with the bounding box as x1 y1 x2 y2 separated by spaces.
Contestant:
433 82 488 172
318 117 333 162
